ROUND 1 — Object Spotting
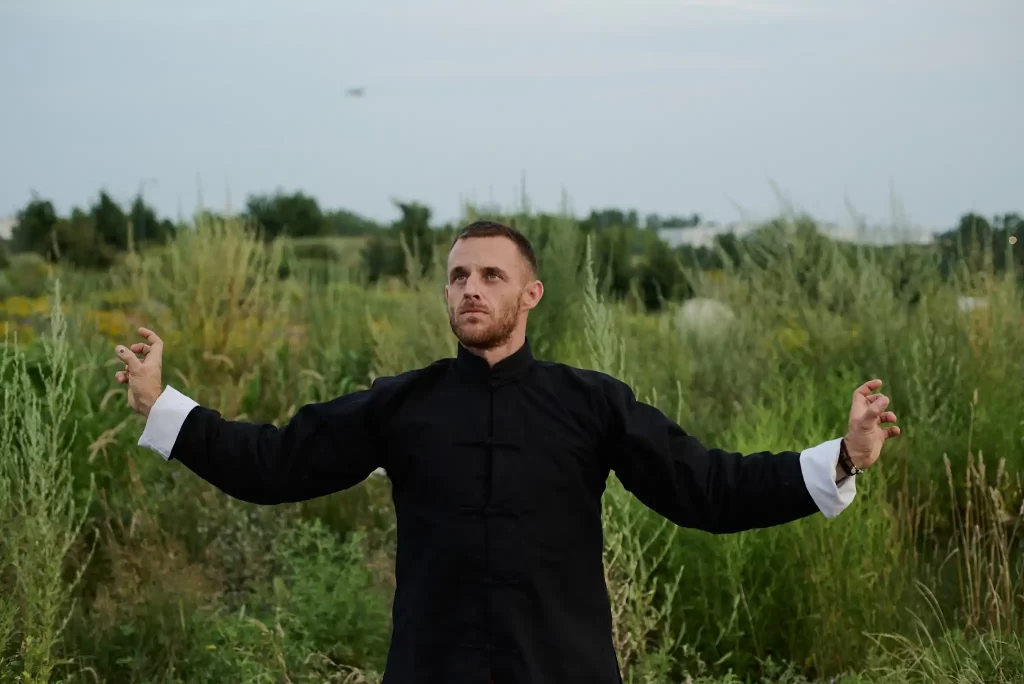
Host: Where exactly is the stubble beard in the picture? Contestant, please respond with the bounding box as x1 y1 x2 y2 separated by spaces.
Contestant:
449 299 521 350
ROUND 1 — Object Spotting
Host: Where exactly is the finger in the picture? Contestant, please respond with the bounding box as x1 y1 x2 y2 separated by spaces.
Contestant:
137 327 163 361
879 411 897 424
854 379 883 398
130 342 151 356
864 394 890 417
885 426 901 439
115 370 128 384
115 345 143 373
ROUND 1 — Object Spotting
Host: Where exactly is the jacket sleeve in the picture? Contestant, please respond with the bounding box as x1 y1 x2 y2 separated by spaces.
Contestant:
137 383 385 505
601 376 855 534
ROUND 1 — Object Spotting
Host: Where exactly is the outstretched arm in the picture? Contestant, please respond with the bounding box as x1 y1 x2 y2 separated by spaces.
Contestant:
141 386 383 505
116 328 383 506
601 377 859 534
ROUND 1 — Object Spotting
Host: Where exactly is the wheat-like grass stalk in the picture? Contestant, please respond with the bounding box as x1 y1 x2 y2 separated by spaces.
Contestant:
0 279 96 683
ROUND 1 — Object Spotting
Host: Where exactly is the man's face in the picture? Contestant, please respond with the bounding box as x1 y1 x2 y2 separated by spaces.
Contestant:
445 236 542 350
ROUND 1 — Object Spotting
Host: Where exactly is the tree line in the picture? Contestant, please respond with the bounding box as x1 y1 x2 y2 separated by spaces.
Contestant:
2 188 1021 311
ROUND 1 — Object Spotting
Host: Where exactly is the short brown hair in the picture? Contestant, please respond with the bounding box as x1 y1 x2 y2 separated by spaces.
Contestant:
451 220 539 277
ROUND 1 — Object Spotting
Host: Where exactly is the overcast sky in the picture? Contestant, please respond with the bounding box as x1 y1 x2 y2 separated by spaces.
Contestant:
2 0 1021 232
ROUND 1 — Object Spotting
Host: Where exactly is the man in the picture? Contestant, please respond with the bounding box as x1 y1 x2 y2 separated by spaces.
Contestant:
114 220 900 684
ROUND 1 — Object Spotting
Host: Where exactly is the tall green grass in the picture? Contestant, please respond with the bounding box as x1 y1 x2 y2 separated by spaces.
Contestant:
1 283 95 683
0 207 1022 682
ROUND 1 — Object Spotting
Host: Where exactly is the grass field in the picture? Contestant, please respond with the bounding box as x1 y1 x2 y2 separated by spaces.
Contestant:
1 211 1023 683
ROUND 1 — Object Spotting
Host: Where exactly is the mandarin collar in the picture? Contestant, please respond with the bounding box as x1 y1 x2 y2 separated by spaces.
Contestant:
454 337 535 386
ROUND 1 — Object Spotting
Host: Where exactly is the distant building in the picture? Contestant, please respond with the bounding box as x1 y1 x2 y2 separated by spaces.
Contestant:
0 216 14 241
657 221 938 249
657 223 756 248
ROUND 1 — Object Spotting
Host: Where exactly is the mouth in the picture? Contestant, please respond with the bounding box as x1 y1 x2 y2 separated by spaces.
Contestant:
459 309 488 315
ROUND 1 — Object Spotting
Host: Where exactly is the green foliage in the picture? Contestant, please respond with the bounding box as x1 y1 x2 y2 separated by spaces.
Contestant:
8 191 176 269
7 186 1020 320
127 194 177 246
518 212 589 360
0 281 95 683
1 195 1023 682
243 190 386 243
243 519 393 674
11 195 60 256
359 200 441 285
64 514 390 684
359 234 404 284
89 192 129 252
637 236 690 310
246 189 326 241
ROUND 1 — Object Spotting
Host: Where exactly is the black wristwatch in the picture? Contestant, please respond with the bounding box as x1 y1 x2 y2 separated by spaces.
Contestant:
838 439 863 477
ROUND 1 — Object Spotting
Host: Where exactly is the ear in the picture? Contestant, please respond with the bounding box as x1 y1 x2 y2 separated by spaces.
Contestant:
521 279 544 311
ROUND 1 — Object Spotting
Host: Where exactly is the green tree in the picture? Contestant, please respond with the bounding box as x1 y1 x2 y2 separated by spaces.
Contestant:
359 234 405 284
324 209 383 236
128 194 177 245
56 212 117 268
580 208 640 232
592 225 634 299
89 191 128 251
637 241 689 311
246 191 325 240
11 195 60 257
392 200 433 279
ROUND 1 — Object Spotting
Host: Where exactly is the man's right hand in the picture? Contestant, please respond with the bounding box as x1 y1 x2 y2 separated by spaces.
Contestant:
115 327 165 418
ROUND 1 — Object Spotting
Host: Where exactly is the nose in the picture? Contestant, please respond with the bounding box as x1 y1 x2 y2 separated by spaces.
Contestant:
461 274 484 297
460 284 483 309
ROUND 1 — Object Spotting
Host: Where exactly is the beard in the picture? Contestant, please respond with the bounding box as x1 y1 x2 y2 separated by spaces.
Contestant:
448 299 520 350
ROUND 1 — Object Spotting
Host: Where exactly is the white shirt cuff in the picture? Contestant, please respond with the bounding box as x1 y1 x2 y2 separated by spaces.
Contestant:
799 437 856 519
137 385 199 461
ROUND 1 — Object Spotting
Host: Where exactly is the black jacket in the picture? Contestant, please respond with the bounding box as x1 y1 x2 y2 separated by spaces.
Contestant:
164 339 822 683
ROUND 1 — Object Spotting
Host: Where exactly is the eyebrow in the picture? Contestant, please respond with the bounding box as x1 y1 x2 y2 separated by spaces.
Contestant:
449 265 509 280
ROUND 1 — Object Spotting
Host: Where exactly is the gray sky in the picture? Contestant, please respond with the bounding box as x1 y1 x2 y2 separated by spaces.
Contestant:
2 0 1021 233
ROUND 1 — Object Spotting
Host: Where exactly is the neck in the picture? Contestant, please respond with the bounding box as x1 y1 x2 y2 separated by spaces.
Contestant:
462 330 527 367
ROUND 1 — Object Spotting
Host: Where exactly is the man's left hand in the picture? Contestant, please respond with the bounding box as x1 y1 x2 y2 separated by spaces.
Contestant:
844 379 901 473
